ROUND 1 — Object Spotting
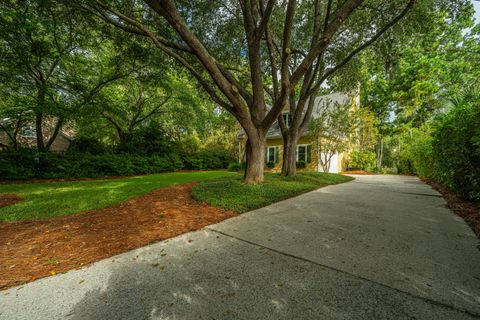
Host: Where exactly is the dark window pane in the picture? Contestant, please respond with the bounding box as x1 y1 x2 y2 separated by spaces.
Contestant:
268 147 275 162
298 146 306 161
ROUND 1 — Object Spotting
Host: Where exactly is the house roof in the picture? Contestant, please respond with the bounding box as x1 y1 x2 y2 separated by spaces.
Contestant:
266 91 358 139
236 91 359 140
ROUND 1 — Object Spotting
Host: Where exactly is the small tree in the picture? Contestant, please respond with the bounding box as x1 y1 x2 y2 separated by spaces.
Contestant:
354 108 379 151
309 100 354 172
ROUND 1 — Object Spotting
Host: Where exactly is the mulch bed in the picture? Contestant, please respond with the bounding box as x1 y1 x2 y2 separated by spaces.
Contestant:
423 179 480 238
0 194 23 208
0 183 238 290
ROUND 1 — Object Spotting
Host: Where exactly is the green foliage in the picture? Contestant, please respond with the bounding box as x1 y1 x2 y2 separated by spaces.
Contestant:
353 108 379 151
266 161 275 168
227 162 245 171
192 173 354 213
0 150 182 179
116 126 174 155
309 100 355 172
182 149 232 170
68 137 106 155
0 146 234 180
348 150 376 171
431 95 480 201
0 149 37 179
397 127 435 176
0 171 235 221
398 91 480 201
296 160 306 169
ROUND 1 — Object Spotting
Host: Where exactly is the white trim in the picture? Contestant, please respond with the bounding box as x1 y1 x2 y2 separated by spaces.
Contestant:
296 144 309 162
267 146 278 163
282 112 291 128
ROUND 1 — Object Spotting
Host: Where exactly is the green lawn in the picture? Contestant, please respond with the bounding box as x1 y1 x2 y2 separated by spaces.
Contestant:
0 171 236 221
192 172 354 213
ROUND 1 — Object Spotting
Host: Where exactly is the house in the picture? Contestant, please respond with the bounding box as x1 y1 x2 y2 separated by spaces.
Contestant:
237 91 359 173
0 117 74 152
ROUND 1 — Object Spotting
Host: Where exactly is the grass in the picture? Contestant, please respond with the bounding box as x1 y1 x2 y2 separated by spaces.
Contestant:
0 171 236 221
192 172 354 213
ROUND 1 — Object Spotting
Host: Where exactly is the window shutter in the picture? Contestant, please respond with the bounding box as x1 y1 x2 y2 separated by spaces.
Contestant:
306 145 312 163
264 147 268 163
275 146 279 163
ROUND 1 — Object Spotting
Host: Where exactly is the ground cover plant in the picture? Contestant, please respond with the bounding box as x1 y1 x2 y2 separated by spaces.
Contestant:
0 171 235 221
192 172 354 213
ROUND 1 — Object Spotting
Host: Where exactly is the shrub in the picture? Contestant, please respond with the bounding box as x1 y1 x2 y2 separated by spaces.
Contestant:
0 146 234 180
182 149 232 170
431 100 480 201
400 91 480 201
296 160 306 169
227 162 245 171
0 150 184 180
266 161 275 168
381 167 398 174
68 137 106 155
349 150 376 171
116 126 174 155
398 126 435 176
0 148 37 179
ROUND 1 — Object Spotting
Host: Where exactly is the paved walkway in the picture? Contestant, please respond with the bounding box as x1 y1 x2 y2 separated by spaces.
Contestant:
1 175 479 319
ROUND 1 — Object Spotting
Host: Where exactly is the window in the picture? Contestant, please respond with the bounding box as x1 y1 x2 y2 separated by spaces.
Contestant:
296 144 312 163
282 113 291 128
266 146 279 163
20 125 36 138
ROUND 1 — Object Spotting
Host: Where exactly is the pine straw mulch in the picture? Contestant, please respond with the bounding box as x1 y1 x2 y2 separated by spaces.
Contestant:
0 183 238 290
423 179 480 238
0 194 23 208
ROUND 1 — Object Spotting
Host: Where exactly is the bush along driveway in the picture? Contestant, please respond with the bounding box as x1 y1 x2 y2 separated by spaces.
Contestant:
0 171 351 289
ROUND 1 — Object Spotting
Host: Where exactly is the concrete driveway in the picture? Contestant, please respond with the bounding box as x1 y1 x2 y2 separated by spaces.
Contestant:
1 175 479 319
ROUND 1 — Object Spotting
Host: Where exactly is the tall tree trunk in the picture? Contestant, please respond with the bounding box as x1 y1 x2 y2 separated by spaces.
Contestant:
281 131 298 176
35 111 46 152
45 117 64 151
376 137 383 169
243 134 265 184
35 86 47 152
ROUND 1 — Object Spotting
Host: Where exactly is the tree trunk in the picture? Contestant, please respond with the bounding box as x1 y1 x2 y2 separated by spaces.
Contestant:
376 137 383 169
243 135 265 184
281 132 298 176
45 117 64 151
35 111 46 152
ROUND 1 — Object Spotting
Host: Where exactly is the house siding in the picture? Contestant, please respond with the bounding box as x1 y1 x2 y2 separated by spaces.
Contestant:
265 136 346 173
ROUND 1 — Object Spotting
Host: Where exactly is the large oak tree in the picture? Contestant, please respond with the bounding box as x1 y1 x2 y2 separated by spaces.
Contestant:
84 0 424 182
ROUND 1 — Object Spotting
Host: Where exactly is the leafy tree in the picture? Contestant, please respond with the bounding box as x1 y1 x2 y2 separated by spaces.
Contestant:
309 100 354 172
353 0 476 168
84 0 421 183
353 108 379 151
0 0 81 151
0 0 131 151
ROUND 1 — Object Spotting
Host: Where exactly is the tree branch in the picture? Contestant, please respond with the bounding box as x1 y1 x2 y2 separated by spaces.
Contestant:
311 0 416 95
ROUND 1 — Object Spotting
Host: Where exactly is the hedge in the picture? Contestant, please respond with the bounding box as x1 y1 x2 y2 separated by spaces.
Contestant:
0 149 233 180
